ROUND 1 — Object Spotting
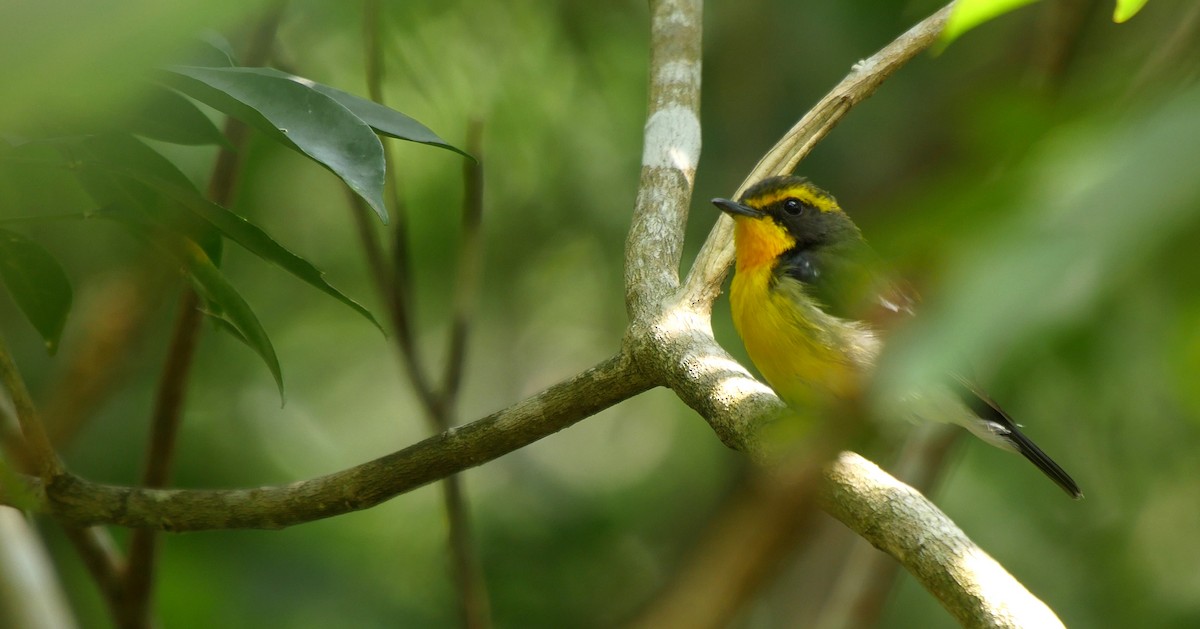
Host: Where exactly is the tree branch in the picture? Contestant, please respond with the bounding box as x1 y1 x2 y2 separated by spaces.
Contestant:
813 426 961 629
624 0 703 324
821 453 1065 628
27 353 651 530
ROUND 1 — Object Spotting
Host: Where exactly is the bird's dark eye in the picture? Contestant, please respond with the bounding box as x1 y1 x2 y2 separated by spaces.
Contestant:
782 198 804 216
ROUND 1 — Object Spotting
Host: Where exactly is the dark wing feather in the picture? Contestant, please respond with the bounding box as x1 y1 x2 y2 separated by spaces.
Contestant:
951 376 1083 499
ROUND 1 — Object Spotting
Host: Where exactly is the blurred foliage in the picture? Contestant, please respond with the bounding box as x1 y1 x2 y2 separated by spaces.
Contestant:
1 0 1199 628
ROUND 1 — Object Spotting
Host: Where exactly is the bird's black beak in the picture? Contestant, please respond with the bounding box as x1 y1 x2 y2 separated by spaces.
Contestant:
712 198 764 218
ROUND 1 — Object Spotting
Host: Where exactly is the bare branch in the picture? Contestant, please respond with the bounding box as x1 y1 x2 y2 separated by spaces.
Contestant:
624 0 703 324
821 452 1066 628
26 353 652 530
813 426 961 629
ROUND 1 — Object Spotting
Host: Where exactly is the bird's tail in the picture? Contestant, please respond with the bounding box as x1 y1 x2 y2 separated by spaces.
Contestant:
1004 424 1083 499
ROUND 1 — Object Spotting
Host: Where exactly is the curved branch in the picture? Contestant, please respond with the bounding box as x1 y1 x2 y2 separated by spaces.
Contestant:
28 353 651 530
822 453 1066 628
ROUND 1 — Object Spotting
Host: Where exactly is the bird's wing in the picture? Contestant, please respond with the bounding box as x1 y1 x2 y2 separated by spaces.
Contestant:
776 241 917 332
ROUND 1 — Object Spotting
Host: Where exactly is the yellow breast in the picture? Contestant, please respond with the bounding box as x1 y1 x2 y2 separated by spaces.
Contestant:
730 263 874 409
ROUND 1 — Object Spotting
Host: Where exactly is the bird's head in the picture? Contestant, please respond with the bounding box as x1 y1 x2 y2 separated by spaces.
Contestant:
712 175 860 272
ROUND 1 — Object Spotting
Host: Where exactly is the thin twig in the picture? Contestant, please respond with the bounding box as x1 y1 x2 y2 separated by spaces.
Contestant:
433 121 492 629
62 526 128 620
440 120 485 416
120 5 288 626
121 289 203 629
0 335 63 479
359 5 492 626
352 0 439 414
363 0 419 378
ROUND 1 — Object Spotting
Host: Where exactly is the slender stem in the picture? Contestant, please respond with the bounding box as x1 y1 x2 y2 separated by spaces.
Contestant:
62 526 128 623
361 6 492 626
431 122 492 629
0 335 63 480
119 5 288 626
440 120 485 416
120 289 204 629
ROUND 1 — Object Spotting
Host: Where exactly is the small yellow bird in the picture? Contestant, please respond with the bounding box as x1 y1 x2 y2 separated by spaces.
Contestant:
713 175 1081 498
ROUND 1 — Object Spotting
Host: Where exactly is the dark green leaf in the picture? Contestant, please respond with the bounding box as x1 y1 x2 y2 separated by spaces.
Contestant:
151 235 282 401
181 241 282 400
73 134 223 262
195 31 238 67
162 66 389 222
231 67 471 158
122 84 229 147
73 134 381 332
0 229 72 354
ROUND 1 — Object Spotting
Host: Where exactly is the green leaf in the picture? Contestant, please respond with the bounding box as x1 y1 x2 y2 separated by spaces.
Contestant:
230 67 471 158
121 84 229 147
194 31 238 67
0 229 72 354
162 66 389 223
136 175 384 334
155 235 283 401
73 134 380 332
185 242 283 401
73 134 224 263
940 0 1042 48
1113 0 1149 22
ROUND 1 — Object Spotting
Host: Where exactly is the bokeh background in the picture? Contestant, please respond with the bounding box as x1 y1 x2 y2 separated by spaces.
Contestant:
3 0 1200 627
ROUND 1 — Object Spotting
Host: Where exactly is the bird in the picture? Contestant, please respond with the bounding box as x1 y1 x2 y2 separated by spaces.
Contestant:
712 175 1081 498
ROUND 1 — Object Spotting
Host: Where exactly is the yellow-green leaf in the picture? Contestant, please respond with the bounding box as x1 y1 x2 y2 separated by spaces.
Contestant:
1114 0 1149 23
940 0 1042 48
